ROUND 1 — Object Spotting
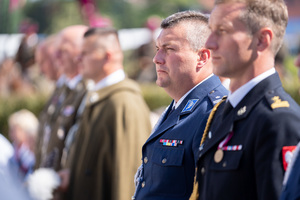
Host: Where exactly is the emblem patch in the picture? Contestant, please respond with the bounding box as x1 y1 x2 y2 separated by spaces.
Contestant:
282 146 297 171
182 99 199 112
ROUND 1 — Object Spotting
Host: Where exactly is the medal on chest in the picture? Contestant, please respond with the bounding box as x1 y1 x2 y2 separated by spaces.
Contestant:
214 126 234 163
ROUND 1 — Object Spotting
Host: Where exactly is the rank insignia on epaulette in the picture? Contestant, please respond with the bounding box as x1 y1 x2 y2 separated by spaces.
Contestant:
271 96 290 109
160 139 183 147
182 99 199 112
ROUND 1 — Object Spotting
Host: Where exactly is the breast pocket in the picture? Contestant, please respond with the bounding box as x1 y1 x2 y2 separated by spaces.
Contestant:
210 150 243 171
150 147 186 196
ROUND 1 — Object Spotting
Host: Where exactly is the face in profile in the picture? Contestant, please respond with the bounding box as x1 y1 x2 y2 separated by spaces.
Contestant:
205 3 256 79
80 35 106 82
153 23 199 91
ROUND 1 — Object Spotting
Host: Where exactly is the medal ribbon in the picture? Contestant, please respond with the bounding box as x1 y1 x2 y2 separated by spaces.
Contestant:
218 131 234 150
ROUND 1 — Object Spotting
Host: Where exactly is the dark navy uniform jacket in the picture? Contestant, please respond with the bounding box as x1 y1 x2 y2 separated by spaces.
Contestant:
134 75 228 200
196 73 300 200
280 142 300 200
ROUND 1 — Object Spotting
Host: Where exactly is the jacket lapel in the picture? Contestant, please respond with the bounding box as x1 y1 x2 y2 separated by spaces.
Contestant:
145 75 222 144
199 73 282 157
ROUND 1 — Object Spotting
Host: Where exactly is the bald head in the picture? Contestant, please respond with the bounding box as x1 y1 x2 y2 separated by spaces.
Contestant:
36 34 61 80
60 25 89 49
57 25 88 78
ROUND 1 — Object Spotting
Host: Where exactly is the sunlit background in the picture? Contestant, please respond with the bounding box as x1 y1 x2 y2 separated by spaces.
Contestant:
0 0 300 137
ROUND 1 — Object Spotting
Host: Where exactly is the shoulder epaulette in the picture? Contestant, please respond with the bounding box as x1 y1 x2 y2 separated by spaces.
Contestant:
265 90 290 110
208 90 226 105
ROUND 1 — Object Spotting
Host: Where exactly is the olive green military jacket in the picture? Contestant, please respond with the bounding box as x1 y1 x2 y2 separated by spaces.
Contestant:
67 78 151 200
36 79 86 170
35 82 68 169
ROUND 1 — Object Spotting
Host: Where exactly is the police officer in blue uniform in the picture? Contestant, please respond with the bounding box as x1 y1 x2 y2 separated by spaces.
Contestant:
133 11 228 200
189 1 300 200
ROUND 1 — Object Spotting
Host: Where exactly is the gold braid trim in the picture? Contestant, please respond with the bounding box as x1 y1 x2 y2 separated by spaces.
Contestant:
189 96 227 200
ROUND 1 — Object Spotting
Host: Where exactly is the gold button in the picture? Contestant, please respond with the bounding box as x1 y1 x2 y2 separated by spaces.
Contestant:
222 161 227 167
201 167 205 175
141 181 145 188
144 157 148 164
162 158 167 164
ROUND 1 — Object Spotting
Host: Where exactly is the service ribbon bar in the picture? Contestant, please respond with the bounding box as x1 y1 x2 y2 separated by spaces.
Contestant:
160 139 183 147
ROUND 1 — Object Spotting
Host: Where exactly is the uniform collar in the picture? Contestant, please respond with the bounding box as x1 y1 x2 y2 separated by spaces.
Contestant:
67 74 83 90
173 74 214 109
228 68 275 108
90 69 125 91
56 75 67 88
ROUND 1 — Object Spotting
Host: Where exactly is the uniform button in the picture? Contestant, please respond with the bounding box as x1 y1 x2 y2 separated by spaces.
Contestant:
201 167 205 175
162 158 167 164
222 161 227 167
144 157 148 164
141 181 146 188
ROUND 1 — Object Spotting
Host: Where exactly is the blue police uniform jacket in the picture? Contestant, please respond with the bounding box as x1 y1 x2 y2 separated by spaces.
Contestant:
196 73 300 200
280 143 300 200
134 75 228 200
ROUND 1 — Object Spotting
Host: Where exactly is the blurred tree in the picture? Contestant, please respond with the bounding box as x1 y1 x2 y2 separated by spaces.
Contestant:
24 1 84 34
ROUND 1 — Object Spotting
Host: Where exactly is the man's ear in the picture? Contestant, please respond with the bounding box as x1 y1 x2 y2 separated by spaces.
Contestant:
257 28 273 52
197 48 210 68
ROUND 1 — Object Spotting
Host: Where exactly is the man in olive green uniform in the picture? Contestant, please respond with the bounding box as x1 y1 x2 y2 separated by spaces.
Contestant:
58 27 151 200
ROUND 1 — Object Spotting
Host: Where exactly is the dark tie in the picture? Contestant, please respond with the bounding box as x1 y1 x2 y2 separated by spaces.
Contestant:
162 106 175 123
223 101 233 118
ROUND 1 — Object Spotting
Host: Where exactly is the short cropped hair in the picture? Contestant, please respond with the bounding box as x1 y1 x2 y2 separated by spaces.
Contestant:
83 27 121 51
214 0 288 55
161 10 210 51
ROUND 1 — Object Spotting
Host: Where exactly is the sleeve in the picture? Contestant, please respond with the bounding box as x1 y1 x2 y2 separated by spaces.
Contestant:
254 109 300 200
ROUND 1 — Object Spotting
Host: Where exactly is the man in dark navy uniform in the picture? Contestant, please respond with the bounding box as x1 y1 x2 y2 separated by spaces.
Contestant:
133 11 228 200
190 1 300 200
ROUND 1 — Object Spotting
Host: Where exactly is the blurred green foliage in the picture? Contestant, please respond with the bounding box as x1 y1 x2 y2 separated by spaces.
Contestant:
282 56 300 103
2 0 202 34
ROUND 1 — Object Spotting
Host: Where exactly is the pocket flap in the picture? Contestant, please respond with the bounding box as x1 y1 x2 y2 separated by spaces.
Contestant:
210 150 243 171
152 147 184 166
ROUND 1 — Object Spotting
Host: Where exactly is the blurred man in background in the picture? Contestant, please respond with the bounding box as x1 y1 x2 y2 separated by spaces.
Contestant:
58 27 152 200
35 25 88 171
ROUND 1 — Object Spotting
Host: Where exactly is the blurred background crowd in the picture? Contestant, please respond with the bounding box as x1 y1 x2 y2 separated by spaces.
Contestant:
0 0 300 198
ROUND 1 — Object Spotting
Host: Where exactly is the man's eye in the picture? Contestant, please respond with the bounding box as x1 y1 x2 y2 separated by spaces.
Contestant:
166 48 174 51
218 28 226 34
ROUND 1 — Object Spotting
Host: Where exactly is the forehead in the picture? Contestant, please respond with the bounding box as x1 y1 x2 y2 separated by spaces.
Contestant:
82 35 99 48
156 24 188 46
209 3 246 28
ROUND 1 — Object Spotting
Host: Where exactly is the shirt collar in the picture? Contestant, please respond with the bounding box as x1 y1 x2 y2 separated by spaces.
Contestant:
56 75 67 87
228 68 276 108
67 74 83 90
90 69 125 91
173 74 214 109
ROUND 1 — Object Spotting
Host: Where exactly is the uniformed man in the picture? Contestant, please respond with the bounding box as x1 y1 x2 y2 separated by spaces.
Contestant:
190 1 300 200
35 25 88 171
132 11 228 200
35 34 66 169
57 27 152 200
